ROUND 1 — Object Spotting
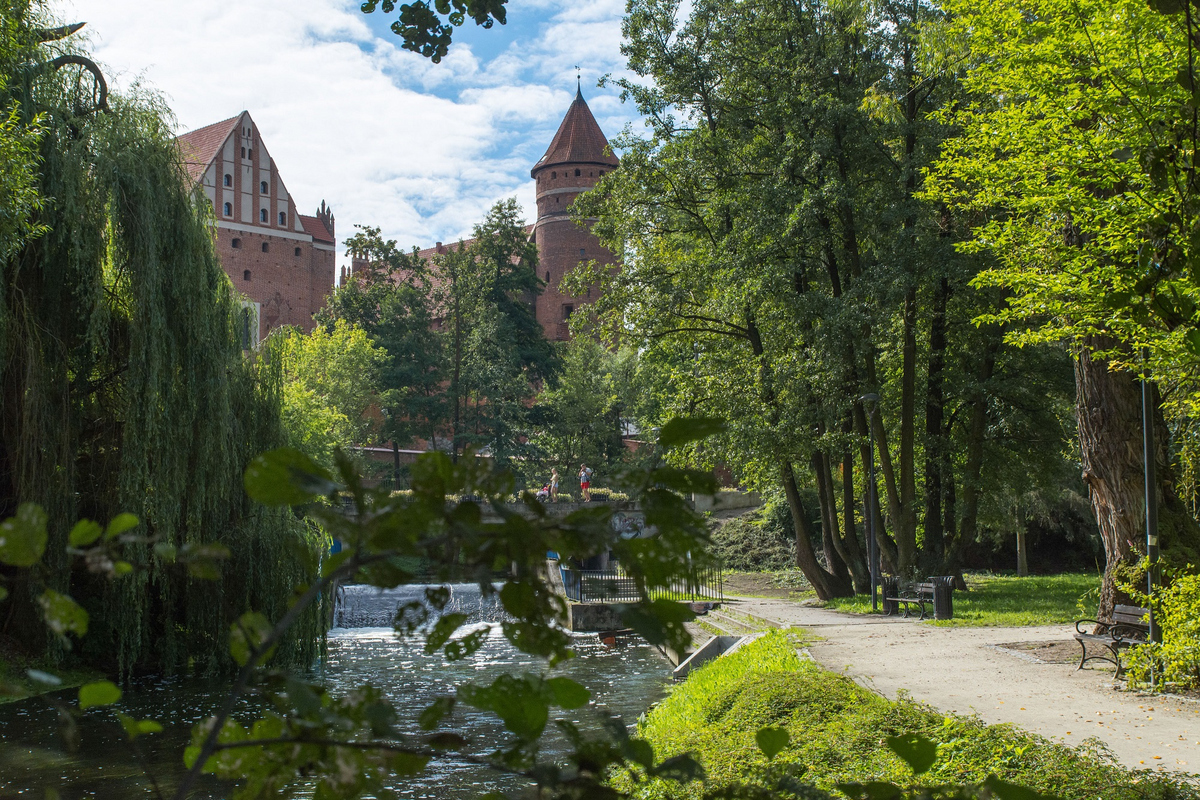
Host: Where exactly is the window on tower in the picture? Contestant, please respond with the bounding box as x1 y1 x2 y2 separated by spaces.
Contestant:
294 246 302 257
545 271 550 282
243 269 251 281
223 202 232 217
259 208 268 223
231 237 241 249
261 242 269 253
580 248 586 258
260 181 268 194
278 211 287 226
551 171 556 179
562 304 574 321
223 173 232 186
575 169 581 177
241 146 246 158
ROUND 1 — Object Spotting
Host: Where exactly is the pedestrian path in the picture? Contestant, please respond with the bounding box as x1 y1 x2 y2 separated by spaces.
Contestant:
722 596 1200 774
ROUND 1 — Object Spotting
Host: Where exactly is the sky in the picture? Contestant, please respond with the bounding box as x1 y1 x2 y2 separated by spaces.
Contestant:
58 0 645 266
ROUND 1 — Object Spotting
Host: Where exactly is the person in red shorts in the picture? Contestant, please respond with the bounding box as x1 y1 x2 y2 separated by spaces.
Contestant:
579 463 593 502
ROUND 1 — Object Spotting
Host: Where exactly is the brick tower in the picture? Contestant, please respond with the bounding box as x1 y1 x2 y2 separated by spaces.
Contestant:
530 87 620 341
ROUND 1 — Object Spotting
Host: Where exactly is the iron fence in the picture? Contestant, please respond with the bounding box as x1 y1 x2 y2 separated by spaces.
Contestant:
559 562 723 604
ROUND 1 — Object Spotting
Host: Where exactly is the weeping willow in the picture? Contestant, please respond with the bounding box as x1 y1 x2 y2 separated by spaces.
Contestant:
0 4 325 677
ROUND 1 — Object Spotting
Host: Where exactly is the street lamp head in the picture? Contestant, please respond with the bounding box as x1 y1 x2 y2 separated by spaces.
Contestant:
859 393 880 403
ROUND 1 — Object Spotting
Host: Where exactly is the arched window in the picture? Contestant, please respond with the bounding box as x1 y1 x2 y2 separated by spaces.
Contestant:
261 242 269 253
223 202 232 216
241 146 246 158
259 208 268 223
278 211 287 226
294 246 302 257
575 168 581 177
223 173 232 187
231 237 241 249
260 181 268 194
243 269 251 281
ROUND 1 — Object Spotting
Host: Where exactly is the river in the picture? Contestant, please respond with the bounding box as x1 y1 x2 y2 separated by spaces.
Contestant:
0 584 672 798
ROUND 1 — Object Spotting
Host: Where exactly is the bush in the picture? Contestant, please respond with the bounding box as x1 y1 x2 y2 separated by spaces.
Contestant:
623 632 1197 800
1126 569 1200 691
710 516 795 572
589 487 630 502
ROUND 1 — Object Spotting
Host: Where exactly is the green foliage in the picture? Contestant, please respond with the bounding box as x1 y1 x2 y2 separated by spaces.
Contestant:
710 514 796 573
625 632 1196 800
826 573 1100 628
0 7 324 675
359 0 507 63
1126 568 1200 690
276 319 387 468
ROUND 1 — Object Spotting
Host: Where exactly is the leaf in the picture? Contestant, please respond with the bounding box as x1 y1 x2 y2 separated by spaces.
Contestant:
836 782 903 800
657 416 727 450
623 738 655 769
1149 0 1186 13
0 586 7 603
886 733 938 775
0 503 48 567
458 674 550 740
1185 328 1200 356
650 753 705 782
617 599 695 651
546 677 590 709
229 611 274 667
68 519 103 548
424 612 468 654
244 447 338 505
104 512 139 541
983 774 1057 800
38 590 88 639
648 466 719 494
153 542 177 563
755 726 790 760
418 696 455 730
78 680 121 710
116 712 163 739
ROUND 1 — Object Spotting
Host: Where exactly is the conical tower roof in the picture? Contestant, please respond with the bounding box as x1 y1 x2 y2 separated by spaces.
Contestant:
532 88 619 176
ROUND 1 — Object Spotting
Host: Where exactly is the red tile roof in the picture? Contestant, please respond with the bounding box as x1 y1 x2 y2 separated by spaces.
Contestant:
176 114 240 182
299 214 334 244
532 89 619 176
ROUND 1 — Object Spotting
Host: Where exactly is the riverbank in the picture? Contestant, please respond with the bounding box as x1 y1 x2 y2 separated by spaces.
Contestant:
622 631 1198 799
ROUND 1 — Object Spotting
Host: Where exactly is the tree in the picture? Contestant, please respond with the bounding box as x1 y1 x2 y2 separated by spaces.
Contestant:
277 320 387 469
359 0 508 62
925 0 1200 617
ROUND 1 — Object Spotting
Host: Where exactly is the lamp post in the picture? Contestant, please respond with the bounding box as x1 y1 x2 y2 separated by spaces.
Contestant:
861 393 882 612
1140 349 1161 643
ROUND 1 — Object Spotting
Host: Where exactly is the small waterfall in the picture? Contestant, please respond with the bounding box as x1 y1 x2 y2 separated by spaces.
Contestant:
332 583 507 629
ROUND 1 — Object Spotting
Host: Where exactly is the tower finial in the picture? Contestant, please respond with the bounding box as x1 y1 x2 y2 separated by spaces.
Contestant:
575 65 581 95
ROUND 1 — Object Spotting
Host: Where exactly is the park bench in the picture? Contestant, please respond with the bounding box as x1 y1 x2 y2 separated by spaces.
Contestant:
1074 604 1150 678
882 577 955 620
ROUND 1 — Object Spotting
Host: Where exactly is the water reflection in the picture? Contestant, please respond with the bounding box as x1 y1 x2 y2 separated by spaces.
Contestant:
0 584 670 798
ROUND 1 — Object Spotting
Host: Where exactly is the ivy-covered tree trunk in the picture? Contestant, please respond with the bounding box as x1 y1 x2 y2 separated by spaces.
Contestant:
1076 338 1200 621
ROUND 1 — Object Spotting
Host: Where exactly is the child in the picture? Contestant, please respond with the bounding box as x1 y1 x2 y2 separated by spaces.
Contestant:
579 463 593 502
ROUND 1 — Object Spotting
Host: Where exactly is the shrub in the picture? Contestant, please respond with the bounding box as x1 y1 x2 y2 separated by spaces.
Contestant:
590 487 630 502
624 632 1197 800
1126 569 1200 691
710 516 795 572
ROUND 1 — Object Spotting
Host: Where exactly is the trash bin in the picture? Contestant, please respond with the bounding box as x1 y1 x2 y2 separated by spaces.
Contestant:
931 576 954 620
881 575 898 616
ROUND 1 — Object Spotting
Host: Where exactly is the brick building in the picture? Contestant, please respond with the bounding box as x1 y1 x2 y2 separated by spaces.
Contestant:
351 89 619 341
177 111 336 343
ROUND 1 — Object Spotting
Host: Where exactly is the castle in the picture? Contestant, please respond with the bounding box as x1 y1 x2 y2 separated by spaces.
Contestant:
182 89 617 345
346 87 619 341
176 111 336 343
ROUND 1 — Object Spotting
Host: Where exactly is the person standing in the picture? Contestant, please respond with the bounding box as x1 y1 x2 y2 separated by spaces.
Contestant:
579 463 593 502
550 468 560 503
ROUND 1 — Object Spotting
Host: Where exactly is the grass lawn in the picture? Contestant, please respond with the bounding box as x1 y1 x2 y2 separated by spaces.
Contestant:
825 571 1100 627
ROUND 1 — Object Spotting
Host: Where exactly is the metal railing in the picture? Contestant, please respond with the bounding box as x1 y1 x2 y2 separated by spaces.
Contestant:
559 563 723 604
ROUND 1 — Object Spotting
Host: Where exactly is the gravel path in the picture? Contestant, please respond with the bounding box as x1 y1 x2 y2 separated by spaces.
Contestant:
722 596 1200 775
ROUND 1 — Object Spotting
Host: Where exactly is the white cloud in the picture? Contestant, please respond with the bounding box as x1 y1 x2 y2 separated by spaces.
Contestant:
56 0 640 268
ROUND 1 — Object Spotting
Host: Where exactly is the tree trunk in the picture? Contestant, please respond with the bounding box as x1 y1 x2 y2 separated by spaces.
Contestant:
897 285 919 575
841 447 871 592
812 450 850 582
958 338 998 562
782 461 852 600
1016 529 1028 577
1075 338 1200 620
922 277 949 573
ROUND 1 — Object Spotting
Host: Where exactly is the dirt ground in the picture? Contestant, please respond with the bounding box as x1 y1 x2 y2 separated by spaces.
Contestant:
721 572 813 599
718 595 1200 775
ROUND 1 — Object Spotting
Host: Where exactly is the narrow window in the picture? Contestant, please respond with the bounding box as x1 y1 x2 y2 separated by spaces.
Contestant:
231 237 241 249
590 171 594 177
294 246 302 257
259 208 267 223
580 248 586 258
248 149 253 160
575 168 581 177
555 197 559 204
260 181 268 194
278 211 287 226
545 270 550 282
243 269 251 281
223 173 232 187
223 202 232 216
551 171 556 179
261 242 269 253
241 146 246 158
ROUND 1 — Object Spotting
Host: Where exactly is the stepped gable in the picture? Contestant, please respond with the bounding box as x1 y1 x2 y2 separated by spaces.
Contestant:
531 88 619 176
176 114 240 182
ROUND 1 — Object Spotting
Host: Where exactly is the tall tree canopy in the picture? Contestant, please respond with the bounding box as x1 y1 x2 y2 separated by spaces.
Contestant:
0 6 323 675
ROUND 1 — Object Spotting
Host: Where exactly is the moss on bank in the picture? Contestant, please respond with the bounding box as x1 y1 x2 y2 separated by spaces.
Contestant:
622 631 1197 799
